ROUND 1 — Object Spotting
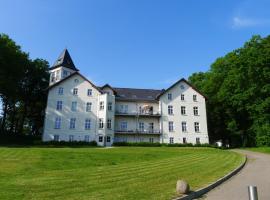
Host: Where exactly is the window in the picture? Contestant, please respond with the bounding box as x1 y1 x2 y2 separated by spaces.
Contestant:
87 89 92 96
182 121 187 132
99 101 104 110
169 121 174 132
84 135 90 142
181 106 186 115
106 136 111 143
168 105 173 115
56 101 62 111
99 136 103 142
193 95 197 101
55 70 60 81
139 122 144 132
85 119 91 130
120 121 127 131
194 122 200 132
183 137 187 144
51 72 55 82
149 138 154 143
73 88 78 95
74 79 79 83
99 118 104 129
169 137 174 144
53 134 59 141
181 94 185 101
69 118 76 129
168 93 172 100
120 105 128 113
63 70 68 77
71 101 77 111
86 102 92 112
149 123 154 133
69 135 74 142
58 87 63 95
54 117 61 129
107 119 112 129
108 102 112 111
193 106 199 116
196 137 200 144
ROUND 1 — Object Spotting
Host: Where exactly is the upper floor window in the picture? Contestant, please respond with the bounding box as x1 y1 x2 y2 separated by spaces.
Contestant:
71 101 77 111
108 102 112 111
168 105 173 115
194 122 200 132
139 122 144 132
70 118 76 129
85 119 91 130
87 89 92 96
168 93 172 100
55 70 60 81
107 119 112 129
73 88 78 95
99 101 104 110
120 121 127 131
54 117 61 129
99 118 104 129
120 105 128 113
56 101 63 111
181 106 186 115
169 121 174 132
181 94 185 101
182 121 187 132
193 106 199 116
86 102 92 112
193 95 197 101
74 79 79 83
58 87 64 95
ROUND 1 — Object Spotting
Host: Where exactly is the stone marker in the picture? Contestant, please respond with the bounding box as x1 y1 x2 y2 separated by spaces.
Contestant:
176 180 190 194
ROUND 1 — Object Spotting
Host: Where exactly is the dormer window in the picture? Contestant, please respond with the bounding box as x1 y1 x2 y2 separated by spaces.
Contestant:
55 70 60 81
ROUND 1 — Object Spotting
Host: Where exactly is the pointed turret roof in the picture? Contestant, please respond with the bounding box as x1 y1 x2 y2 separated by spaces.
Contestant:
49 49 79 71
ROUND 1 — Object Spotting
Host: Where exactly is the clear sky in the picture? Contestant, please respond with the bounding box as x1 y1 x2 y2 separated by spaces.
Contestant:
0 0 270 89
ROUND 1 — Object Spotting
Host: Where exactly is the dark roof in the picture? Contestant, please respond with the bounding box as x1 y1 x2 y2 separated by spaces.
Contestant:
100 84 117 95
49 49 79 71
112 87 162 102
47 72 102 93
156 78 207 99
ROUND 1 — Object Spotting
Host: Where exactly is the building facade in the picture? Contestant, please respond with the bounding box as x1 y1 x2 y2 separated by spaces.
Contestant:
42 49 209 146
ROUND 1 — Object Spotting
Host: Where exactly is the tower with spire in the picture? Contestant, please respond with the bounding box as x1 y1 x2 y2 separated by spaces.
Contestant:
49 49 79 85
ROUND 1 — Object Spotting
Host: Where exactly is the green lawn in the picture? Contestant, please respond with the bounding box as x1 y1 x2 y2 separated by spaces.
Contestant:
245 147 270 154
0 147 244 200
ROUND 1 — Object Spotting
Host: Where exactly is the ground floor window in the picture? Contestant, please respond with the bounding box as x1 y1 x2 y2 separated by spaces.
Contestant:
169 137 174 144
196 137 200 144
84 135 90 142
106 136 111 143
183 137 187 144
69 135 74 142
149 138 154 143
99 136 103 142
53 134 59 141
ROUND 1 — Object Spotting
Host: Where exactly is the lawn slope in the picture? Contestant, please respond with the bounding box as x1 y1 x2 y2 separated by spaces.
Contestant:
0 147 244 200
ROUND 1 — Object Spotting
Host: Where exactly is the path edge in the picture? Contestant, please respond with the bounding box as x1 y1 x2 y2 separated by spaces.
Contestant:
174 153 247 200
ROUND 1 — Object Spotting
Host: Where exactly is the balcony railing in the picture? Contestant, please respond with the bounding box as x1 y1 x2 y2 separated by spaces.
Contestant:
115 129 162 135
115 110 161 117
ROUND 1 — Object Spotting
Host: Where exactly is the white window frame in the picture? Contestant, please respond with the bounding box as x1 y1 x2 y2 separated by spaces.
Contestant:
99 118 104 129
181 94 184 101
193 106 199 116
87 89 92 96
168 93 172 100
85 119 91 130
169 137 174 144
56 101 63 111
193 94 197 101
99 101 104 110
98 136 103 142
107 119 112 129
182 121 187 132
181 106 186 115
106 136 111 143
168 105 173 115
120 121 127 131
71 101 77 112
73 88 78 95
194 122 200 133
139 122 144 132
108 102 112 111
86 102 92 112
58 87 63 95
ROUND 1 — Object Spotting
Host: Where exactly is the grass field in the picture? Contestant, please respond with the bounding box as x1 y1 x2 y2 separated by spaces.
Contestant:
0 147 244 200
245 147 270 154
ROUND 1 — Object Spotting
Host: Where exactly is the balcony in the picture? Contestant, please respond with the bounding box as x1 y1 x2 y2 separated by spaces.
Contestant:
115 111 161 117
115 129 162 135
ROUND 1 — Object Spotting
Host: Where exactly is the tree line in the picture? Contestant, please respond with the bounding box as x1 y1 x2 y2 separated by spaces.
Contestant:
0 34 49 136
189 35 270 147
0 33 269 146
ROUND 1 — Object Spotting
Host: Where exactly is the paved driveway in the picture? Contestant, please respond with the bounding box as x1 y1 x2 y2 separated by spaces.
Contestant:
202 149 270 200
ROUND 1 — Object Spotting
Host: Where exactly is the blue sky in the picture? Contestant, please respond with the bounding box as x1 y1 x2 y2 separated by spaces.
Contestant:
1 0 270 89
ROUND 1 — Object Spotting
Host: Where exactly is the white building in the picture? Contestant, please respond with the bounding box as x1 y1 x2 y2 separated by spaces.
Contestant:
43 49 209 146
